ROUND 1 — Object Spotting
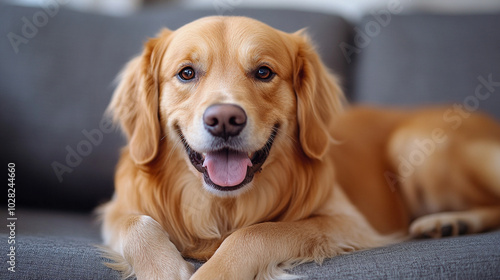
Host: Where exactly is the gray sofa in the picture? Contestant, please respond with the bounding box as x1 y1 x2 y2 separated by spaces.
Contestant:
1 3 499 279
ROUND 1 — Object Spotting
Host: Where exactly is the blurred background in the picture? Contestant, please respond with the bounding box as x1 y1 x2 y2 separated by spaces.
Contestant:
8 0 500 19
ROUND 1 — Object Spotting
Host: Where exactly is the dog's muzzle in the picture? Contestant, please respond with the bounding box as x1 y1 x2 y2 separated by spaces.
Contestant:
180 104 279 192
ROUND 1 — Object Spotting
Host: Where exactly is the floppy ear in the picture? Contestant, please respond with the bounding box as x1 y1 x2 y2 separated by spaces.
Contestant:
107 29 172 165
292 31 345 160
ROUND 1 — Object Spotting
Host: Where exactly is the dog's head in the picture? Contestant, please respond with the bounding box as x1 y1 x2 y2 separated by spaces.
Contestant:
109 16 344 196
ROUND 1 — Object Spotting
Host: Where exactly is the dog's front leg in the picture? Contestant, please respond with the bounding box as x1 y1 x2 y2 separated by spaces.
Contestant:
191 214 388 280
102 212 194 280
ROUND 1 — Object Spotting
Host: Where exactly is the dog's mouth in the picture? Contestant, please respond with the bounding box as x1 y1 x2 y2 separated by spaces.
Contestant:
180 124 279 192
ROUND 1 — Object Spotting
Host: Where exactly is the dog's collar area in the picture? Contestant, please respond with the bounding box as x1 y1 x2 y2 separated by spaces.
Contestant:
180 124 279 192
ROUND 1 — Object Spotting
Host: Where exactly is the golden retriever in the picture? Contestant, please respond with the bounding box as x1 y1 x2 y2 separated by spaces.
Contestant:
100 16 500 279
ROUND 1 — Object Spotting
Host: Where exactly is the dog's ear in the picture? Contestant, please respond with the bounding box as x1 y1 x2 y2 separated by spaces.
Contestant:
107 29 172 165
292 31 345 160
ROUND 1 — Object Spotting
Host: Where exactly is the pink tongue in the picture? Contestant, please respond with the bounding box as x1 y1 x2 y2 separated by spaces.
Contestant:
203 150 252 187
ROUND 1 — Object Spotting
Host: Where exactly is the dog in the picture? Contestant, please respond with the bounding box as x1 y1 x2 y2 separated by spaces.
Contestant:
100 16 500 279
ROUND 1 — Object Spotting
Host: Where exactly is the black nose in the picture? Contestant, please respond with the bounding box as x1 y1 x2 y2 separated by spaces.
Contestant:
203 104 247 139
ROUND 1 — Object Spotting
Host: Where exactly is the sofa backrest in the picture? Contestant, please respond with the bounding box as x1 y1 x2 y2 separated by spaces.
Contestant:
0 4 352 211
351 14 500 121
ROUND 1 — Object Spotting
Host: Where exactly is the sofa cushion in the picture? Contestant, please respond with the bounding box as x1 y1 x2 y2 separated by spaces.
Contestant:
290 231 500 279
1 209 499 279
0 4 352 211
352 14 500 121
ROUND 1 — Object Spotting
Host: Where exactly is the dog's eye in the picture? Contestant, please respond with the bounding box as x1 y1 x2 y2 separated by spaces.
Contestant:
255 66 274 82
178 67 195 81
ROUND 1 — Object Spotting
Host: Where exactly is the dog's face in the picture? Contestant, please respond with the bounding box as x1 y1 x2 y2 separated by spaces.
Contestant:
109 17 343 196
161 17 297 195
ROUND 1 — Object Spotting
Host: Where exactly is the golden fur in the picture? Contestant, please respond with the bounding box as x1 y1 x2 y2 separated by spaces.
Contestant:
100 16 500 279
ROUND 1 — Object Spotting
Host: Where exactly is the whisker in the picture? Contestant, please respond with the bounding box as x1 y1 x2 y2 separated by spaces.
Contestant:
276 127 299 146
160 132 186 163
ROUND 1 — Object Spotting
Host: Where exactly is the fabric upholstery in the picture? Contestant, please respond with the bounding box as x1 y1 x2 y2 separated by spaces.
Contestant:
352 14 500 121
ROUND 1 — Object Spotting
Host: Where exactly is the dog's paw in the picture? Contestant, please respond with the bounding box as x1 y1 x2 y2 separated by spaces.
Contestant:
409 213 469 238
